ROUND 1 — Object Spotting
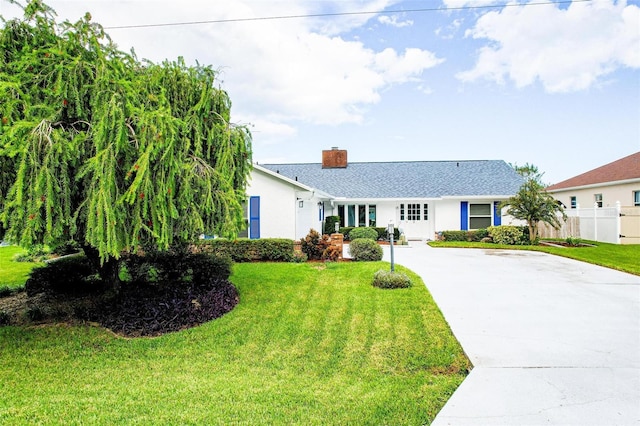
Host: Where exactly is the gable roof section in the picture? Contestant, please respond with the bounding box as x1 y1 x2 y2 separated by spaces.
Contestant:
260 160 523 199
546 151 640 191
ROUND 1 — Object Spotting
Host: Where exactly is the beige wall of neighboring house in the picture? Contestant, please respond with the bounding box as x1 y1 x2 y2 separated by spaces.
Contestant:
549 180 640 209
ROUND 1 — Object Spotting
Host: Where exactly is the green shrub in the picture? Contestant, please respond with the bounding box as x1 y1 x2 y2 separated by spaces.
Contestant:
372 270 412 289
441 229 487 242
348 227 378 241
51 240 82 256
324 216 341 235
12 244 51 262
338 227 355 239
0 285 20 297
565 236 582 246
340 227 399 241
195 238 295 262
25 254 103 296
487 226 527 245
122 251 233 287
291 252 308 263
349 238 383 261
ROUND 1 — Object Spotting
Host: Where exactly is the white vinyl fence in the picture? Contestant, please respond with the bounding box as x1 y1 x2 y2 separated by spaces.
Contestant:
557 202 640 244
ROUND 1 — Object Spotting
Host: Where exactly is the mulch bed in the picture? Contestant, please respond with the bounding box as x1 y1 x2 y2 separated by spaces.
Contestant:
0 280 239 338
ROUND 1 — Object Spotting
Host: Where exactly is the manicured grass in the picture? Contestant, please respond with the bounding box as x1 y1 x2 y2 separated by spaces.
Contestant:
0 262 469 424
429 240 640 276
0 246 42 288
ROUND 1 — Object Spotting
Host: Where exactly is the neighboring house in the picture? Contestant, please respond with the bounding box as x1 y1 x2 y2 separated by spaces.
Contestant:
244 148 524 240
546 152 640 209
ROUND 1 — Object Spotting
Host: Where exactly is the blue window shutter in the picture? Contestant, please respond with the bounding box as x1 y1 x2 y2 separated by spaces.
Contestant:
460 201 468 231
493 201 502 226
249 196 260 239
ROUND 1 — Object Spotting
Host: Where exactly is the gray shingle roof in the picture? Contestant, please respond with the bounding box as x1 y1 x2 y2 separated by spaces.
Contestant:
260 160 524 199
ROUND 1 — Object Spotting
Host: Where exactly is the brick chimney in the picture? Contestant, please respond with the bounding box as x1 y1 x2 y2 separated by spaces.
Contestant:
322 147 347 169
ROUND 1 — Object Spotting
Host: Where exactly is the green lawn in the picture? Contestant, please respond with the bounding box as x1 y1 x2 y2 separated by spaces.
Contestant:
429 240 640 276
0 261 469 424
0 246 43 288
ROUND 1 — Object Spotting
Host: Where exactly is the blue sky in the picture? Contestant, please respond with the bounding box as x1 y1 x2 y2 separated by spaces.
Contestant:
2 0 639 184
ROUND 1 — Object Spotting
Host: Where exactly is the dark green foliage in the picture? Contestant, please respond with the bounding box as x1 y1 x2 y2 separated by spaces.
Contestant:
339 227 399 241
196 238 295 262
372 270 412 289
12 244 50 262
26 306 44 321
349 238 383 261
120 250 233 288
441 230 488 242
52 240 82 256
300 229 330 261
0 285 21 297
348 227 378 241
25 254 104 296
0 310 9 325
338 227 354 239
0 2 252 267
324 216 340 235
487 226 528 245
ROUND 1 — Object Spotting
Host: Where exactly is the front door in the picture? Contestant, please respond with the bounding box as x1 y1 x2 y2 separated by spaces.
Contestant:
398 202 431 240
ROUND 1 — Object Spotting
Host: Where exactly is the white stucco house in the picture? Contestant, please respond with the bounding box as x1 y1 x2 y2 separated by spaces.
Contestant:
243 148 525 241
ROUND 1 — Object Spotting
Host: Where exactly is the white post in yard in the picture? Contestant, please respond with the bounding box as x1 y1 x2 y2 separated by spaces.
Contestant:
593 202 598 242
615 201 621 244
388 220 395 272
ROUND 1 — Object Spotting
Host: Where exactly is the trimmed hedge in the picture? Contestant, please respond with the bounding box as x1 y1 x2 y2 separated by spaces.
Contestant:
348 227 378 241
349 238 383 261
194 238 295 262
324 216 340 235
440 229 488 242
339 227 400 241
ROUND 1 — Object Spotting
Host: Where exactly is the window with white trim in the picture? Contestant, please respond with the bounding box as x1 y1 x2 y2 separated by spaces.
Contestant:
469 203 491 229
594 193 603 208
570 196 577 209
634 191 640 207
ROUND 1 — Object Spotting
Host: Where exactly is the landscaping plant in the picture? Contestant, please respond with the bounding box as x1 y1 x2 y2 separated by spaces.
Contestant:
372 269 412 289
349 238 383 261
0 1 252 285
348 227 378 241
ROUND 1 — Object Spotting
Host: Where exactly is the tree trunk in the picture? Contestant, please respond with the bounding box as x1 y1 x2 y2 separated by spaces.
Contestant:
528 223 537 243
82 244 121 290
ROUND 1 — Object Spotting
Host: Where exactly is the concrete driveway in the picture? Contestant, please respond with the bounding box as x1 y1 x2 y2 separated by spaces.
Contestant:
383 242 640 425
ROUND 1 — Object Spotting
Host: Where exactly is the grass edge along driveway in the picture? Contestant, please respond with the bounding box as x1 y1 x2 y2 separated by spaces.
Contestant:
429 240 640 276
0 261 469 425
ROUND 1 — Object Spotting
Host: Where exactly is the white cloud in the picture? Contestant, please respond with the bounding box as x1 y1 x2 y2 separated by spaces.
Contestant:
456 0 640 92
1 0 443 128
378 15 413 27
375 48 445 83
435 18 462 39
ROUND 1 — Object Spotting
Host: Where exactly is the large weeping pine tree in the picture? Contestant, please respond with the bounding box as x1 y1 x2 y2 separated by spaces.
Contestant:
0 1 252 278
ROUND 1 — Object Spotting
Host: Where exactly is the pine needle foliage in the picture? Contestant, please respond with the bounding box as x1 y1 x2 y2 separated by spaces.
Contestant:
0 1 252 264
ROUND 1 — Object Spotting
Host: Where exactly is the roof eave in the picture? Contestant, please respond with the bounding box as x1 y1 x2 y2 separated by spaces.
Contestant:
547 177 640 193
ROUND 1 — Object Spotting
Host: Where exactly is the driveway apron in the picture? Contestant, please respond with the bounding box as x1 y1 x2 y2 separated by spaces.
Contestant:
383 242 640 425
